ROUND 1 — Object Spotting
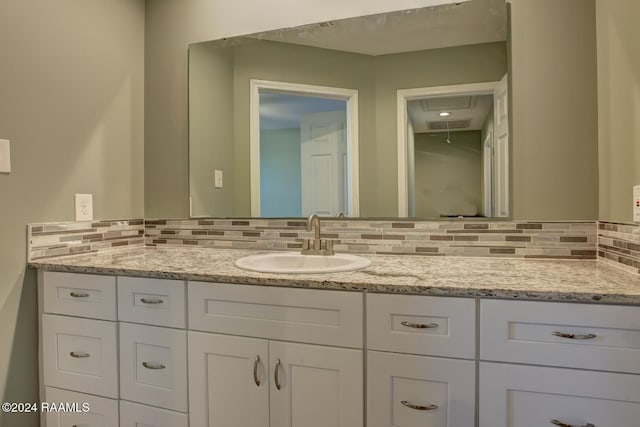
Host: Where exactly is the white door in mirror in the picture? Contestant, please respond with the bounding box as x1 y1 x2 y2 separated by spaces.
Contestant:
634 185 640 223
235 252 371 274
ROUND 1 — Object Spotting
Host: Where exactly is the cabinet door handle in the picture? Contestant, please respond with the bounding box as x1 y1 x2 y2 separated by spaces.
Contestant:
401 400 438 411
551 419 595 427
69 352 90 358
401 321 439 329
274 358 283 390
142 362 166 370
140 297 164 304
552 331 597 340
70 291 90 298
253 355 261 387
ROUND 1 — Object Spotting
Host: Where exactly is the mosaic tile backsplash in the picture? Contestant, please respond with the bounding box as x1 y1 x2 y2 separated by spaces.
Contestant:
598 221 640 275
145 219 597 259
28 219 145 260
37 218 640 267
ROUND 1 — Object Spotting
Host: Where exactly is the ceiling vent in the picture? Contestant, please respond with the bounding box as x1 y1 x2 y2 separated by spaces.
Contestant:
427 119 471 130
420 96 477 111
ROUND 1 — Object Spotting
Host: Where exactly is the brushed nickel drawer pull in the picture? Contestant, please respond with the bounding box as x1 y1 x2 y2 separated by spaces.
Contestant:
552 331 597 340
401 321 439 329
551 419 595 427
142 362 166 370
140 297 164 304
401 400 438 411
69 352 90 358
275 358 283 390
70 291 90 298
253 355 261 387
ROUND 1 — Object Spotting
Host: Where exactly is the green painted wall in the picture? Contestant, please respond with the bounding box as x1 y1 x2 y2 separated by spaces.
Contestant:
596 0 640 223
413 131 483 218
189 42 235 217
509 0 598 220
0 1 145 426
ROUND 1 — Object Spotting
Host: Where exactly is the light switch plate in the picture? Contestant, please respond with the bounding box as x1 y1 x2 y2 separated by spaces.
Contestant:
0 139 10 173
75 194 93 221
214 170 223 188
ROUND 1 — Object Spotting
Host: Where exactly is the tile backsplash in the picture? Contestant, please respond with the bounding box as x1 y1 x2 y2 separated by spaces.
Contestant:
28 219 145 261
598 221 640 275
27 217 640 276
146 219 597 259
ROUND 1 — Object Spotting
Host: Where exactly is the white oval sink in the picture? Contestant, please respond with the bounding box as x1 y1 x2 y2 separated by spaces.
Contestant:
235 252 371 274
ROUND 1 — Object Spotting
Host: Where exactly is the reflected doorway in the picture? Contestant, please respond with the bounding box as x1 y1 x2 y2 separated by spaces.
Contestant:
250 80 360 217
397 78 509 218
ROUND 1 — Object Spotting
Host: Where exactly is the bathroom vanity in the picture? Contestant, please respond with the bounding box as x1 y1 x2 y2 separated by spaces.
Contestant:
31 247 640 427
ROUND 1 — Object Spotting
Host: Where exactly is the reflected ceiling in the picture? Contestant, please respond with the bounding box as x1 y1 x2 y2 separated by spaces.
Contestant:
255 0 506 55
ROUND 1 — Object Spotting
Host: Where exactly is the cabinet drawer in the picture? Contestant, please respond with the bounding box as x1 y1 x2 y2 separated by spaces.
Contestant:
188 281 363 348
368 351 475 427
479 362 640 427
118 276 186 328
42 314 118 398
119 323 188 412
42 271 116 320
367 294 475 358
480 299 640 373
44 387 118 427
120 400 188 427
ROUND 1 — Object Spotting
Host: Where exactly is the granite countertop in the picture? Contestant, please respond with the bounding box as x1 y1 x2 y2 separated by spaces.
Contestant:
28 246 640 305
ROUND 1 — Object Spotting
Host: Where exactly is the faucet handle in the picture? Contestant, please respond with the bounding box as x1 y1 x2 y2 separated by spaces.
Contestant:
302 239 311 250
323 240 335 255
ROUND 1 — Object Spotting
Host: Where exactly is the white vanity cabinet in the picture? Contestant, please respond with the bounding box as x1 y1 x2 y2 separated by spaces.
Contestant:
38 268 640 427
366 294 476 427
38 271 188 427
479 299 640 427
187 281 364 427
40 271 121 427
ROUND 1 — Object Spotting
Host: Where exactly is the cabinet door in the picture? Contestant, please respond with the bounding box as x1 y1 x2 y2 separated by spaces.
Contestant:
119 323 188 412
480 362 640 427
269 341 363 427
368 351 475 427
188 331 269 427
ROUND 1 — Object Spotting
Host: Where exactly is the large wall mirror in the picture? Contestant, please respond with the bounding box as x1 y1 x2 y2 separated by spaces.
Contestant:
189 0 509 219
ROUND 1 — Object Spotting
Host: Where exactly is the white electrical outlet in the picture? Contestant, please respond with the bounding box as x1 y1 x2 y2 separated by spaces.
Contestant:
214 170 223 188
634 185 640 223
75 194 93 221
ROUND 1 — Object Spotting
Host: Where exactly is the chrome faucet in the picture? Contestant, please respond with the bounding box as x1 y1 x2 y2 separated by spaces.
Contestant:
301 214 335 256
308 214 321 243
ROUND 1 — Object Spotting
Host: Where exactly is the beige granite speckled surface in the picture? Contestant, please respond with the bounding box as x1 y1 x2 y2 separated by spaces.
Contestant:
28 246 640 305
